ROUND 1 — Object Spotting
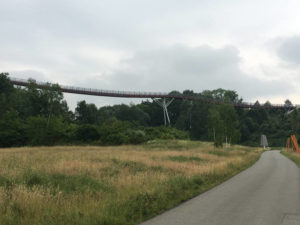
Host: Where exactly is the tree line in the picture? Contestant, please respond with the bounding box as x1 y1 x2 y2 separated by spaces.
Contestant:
0 73 298 147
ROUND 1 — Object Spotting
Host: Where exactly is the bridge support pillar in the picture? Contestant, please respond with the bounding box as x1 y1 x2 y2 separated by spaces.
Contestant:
153 98 174 126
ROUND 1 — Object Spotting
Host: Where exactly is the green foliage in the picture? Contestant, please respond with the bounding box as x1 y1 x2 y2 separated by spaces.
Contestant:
126 129 147 144
24 80 67 118
114 104 150 126
25 116 68 146
96 121 188 145
202 88 242 103
207 108 224 147
0 110 26 147
219 104 240 145
145 126 189 140
75 124 100 142
98 120 132 145
190 100 211 140
0 73 14 95
0 72 298 148
0 73 14 116
75 100 99 124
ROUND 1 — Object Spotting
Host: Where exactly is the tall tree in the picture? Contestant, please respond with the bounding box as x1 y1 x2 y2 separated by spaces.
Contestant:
284 99 293 107
207 108 224 147
24 79 66 118
190 100 211 140
75 101 99 124
0 73 14 116
114 104 150 125
219 104 240 147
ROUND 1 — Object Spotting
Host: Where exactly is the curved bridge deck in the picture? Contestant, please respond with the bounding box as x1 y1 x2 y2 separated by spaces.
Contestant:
10 77 295 109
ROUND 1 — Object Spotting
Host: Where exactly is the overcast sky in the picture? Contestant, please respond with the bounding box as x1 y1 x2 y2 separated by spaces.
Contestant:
2 0 300 110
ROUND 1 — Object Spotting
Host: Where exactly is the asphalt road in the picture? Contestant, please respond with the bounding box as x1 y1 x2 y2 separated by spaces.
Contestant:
140 151 300 225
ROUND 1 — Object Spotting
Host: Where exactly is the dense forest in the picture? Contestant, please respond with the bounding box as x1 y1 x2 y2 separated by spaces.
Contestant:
0 72 298 148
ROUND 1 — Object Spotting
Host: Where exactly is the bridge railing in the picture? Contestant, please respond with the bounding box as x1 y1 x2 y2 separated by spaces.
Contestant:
9 77 170 97
9 77 295 109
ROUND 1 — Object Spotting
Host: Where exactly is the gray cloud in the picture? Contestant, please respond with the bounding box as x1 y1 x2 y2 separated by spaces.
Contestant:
278 36 300 64
10 44 294 110
2 0 300 108
107 45 293 100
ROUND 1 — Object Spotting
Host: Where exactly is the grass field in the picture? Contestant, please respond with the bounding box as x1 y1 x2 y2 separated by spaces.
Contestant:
281 150 300 167
0 140 263 225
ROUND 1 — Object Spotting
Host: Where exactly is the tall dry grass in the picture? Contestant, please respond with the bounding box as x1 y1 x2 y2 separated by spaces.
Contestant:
0 140 263 225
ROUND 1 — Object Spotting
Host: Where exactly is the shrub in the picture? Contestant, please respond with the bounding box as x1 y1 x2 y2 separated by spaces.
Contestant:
145 126 189 140
75 124 100 142
25 116 68 146
0 110 26 147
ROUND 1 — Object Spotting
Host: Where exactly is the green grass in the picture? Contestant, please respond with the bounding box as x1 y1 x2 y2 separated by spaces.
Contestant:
0 172 113 194
281 150 300 167
205 149 230 157
144 139 203 150
166 155 206 162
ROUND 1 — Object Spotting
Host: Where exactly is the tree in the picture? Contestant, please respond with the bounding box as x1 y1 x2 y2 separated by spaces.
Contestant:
175 100 193 130
219 104 240 147
168 91 183 124
25 116 68 146
253 100 260 107
289 109 300 134
114 104 150 125
22 79 67 119
207 108 224 147
284 99 293 108
0 73 14 116
182 90 195 96
264 101 272 107
0 110 26 147
0 73 13 95
138 100 163 126
190 100 211 140
75 101 99 124
75 124 100 142
202 89 242 103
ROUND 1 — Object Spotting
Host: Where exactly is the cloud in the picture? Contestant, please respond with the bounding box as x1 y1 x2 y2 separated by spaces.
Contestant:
3 0 300 108
8 44 295 110
277 36 300 64
107 45 294 100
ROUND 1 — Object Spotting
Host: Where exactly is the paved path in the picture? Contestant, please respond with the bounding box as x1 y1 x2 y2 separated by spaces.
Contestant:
140 151 300 225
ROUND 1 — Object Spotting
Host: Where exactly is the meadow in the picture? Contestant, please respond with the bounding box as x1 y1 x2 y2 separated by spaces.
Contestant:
0 140 263 225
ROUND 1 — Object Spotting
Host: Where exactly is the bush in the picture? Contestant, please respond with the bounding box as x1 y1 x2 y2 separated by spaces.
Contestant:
145 126 189 140
98 120 132 145
0 110 26 147
75 124 100 142
97 121 189 145
100 133 129 145
126 129 147 144
25 116 68 146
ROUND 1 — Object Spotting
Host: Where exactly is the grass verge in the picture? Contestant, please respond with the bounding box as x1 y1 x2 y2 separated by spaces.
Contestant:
0 140 263 225
281 150 300 166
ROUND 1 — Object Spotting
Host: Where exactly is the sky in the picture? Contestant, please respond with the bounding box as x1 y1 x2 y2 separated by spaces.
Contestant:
1 0 300 110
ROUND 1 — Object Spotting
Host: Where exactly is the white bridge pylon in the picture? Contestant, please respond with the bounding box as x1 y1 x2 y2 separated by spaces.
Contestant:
153 98 174 126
